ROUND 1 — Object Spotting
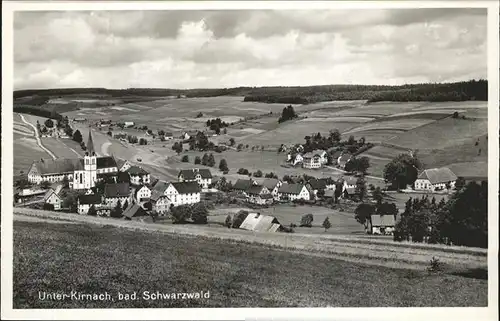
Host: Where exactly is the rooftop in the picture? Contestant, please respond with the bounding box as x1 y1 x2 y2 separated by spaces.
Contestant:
418 167 457 184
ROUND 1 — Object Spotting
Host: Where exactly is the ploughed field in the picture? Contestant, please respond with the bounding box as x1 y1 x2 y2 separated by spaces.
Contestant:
13 214 488 308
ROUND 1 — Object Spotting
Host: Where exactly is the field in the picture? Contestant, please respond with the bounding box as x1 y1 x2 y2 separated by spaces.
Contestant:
13 134 50 174
13 219 488 308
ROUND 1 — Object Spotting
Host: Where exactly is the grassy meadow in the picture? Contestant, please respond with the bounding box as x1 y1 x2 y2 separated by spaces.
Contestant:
14 220 488 308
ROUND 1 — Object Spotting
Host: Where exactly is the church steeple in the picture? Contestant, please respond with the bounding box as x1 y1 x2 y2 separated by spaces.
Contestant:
87 127 95 156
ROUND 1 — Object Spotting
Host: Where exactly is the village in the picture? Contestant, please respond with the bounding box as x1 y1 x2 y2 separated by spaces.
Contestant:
14 115 461 236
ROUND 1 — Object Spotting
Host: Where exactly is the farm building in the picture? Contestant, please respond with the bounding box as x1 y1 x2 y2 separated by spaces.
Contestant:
77 194 102 215
340 177 357 194
103 183 131 208
287 153 303 166
73 118 87 123
124 121 135 128
15 187 48 204
123 203 148 220
414 167 457 191
126 166 151 185
232 179 258 194
256 178 283 199
164 132 174 140
278 183 311 201
116 159 132 172
27 129 118 190
134 185 151 202
246 185 273 205
178 168 212 189
302 152 322 169
239 213 282 233
307 178 327 199
370 215 396 235
328 150 343 166
42 185 63 210
150 190 172 215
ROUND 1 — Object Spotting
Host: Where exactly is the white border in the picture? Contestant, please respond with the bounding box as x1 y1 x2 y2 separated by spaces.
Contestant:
1 1 499 320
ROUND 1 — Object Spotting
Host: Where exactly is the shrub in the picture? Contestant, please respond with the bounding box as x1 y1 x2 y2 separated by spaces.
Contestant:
237 168 249 175
322 217 331 231
194 156 201 164
87 205 97 216
427 257 442 273
42 203 55 211
191 203 208 224
232 210 249 228
253 170 263 178
181 155 189 163
171 205 191 223
224 215 232 228
300 214 314 227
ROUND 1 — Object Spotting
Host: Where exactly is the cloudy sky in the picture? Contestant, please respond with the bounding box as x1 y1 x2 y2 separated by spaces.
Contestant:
14 9 487 90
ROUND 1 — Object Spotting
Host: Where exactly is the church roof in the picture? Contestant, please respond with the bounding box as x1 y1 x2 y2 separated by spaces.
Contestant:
104 183 130 198
97 156 117 169
87 128 95 156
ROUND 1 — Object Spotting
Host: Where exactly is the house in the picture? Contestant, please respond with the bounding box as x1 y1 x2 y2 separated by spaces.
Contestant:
337 152 353 169
155 181 201 207
178 168 212 189
370 215 396 235
259 178 283 199
339 177 357 198
134 185 151 202
73 117 87 123
124 121 135 128
122 203 148 220
126 166 150 185
15 187 47 203
246 185 273 205
278 183 311 201
414 167 457 191
287 153 303 166
181 131 192 140
77 194 102 215
164 132 174 140
328 150 343 166
103 182 131 207
42 185 63 210
240 213 282 233
320 177 336 190
150 190 172 215
116 159 132 172
312 149 328 164
307 178 327 199
232 179 257 194
302 152 322 169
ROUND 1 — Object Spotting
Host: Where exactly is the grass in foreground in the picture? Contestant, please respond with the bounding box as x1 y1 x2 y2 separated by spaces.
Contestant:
13 221 487 308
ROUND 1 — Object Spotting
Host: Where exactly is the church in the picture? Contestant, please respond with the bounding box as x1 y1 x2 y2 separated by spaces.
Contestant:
27 128 119 190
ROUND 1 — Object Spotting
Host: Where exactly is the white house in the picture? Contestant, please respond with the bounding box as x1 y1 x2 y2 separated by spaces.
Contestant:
164 132 174 140
260 178 283 199
414 167 457 191
127 166 150 185
77 194 102 215
103 182 131 208
246 185 274 205
277 183 311 201
43 185 63 210
153 181 201 207
312 149 328 164
302 152 322 169
287 153 303 166
116 159 132 172
178 168 212 189
124 121 135 128
151 191 172 216
337 152 353 169
134 185 151 202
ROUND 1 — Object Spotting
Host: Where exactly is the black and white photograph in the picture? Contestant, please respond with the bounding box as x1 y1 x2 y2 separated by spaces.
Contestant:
1 1 498 320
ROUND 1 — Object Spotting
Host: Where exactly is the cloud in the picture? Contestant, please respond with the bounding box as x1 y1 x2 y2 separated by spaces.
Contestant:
13 8 487 89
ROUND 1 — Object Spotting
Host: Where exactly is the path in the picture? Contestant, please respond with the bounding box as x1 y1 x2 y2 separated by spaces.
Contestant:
18 114 57 160
101 141 111 156
325 165 385 181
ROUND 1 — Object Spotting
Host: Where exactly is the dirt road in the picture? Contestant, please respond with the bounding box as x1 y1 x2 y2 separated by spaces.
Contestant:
18 113 57 160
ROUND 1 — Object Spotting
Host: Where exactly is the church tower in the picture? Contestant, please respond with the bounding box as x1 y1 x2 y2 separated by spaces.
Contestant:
84 127 97 189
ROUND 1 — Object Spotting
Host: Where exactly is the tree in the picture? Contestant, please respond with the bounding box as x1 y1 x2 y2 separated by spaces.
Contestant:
40 181 51 189
300 214 314 227
62 176 70 188
237 143 244 151
265 172 278 179
139 138 148 145
355 203 376 232
88 205 97 216
111 202 123 218
225 215 232 228
194 156 202 165
172 142 183 154
122 199 129 210
43 203 55 211
253 170 263 178
229 138 235 146
237 168 249 175
232 210 249 228
107 131 112 136
322 217 331 231
201 153 209 166
383 154 422 190
171 205 191 223
372 187 383 204
316 189 326 199
355 177 367 201
15 177 31 189
455 176 466 190
207 154 216 167
44 118 54 128
223 128 227 134
73 129 83 143
191 203 208 224
181 155 189 163
219 159 229 172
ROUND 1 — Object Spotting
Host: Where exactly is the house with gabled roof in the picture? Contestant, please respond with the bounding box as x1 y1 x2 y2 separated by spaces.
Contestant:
116 158 132 172
306 178 327 199
246 185 273 205
337 152 353 169
277 183 311 201
123 203 148 220
150 190 172 215
134 184 151 202
369 215 396 235
258 178 283 199
240 213 282 233
302 152 322 169
178 168 212 188
126 165 150 185
154 181 201 207
414 167 457 191
77 194 102 215
103 182 131 207
43 185 63 210
232 178 257 194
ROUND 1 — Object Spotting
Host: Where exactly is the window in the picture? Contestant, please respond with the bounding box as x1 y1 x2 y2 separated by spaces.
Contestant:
80 173 83 184
92 158 95 165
